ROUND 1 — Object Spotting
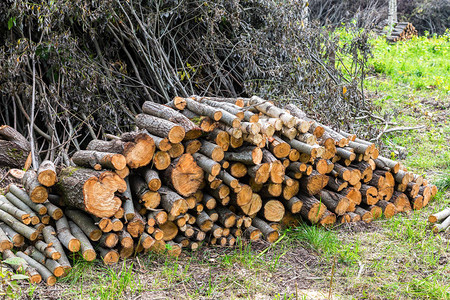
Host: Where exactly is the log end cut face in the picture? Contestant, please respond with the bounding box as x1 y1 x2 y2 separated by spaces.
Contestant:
123 134 155 169
83 175 124 218
171 154 204 197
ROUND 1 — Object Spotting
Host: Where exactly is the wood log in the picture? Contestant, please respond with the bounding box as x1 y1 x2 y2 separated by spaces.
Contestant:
36 160 57 187
376 200 396 219
283 137 324 159
147 133 172 151
87 131 155 169
22 170 48 204
284 104 324 137
374 156 400 173
7 185 46 218
159 186 188 217
3 249 41 283
223 147 263 165
196 211 214 232
229 162 247 178
168 143 185 158
184 97 223 121
283 179 299 200
44 202 63 220
230 184 252 207
298 193 327 223
56 167 126 218
286 196 304 214
148 210 168 225
0 196 31 224
56 216 81 252
252 217 279 242
0 209 38 241
327 177 348 192
429 208 450 223
354 207 373 223
16 251 56 286
298 170 329 196
432 215 450 233
411 195 424 210
316 190 350 216
129 174 160 209
34 240 60 260
262 149 285 184
127 209 145 238
389 191 410 212
0 223 24 247
136 113 185 143
98 247 119 265
111 218 123 232
142 101 202 140
249 97 296 128
260 199 285 222
243 226 262 241
64 209 102 241
0 125 30 168
319 210 336 227
159 221 178 241
72 150 127 171
0 226 13 251
247 163 271 184
184 140 202 154
360 184 379 205
192 153 221 177
240 193 263 216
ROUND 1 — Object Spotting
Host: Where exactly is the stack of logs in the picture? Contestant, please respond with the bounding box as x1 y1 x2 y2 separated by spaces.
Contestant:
375 22 418 43
0 95 438 285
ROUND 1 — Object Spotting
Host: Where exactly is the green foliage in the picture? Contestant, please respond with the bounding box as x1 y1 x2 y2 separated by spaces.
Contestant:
369 33 450 94
0 257 29 299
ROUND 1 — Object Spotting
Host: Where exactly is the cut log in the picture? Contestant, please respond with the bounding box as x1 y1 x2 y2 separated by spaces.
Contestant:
249 97 296 128
142 101 202 140
374 156 400 173
98 247 119 265
36 160 57 187
136 113 185 143
260 199 285 222
22 170 48 203
286 196 304 214
192 153 221 177
298 170 329 196
0 223 24 247
64 209 102 241
389 192 410 212
44 202 63 220
72 150 127 171
284 104 324 137
129 174 160 209
243 226 262 241
168 143 184 158
16 251 56 286
354 207 373 223
316 190 350 216
252 217 279 242
159 221 178 241
376 200 396 219
240 193 263 216
127 209 145 238
298 193 327 223
196 211 214 232
247 163 271 184
319 210 336 227
432 215 450 233
224 147 263 165
56 216 81 252
56 167 126 218
327 177 348 192
148 133 172 151
3 249 41 283
0 226 13 251
360 184 379 205
67 221 96 261
8 185 47 216
0 197 31 225
429 208 450 223
283 179 299 200
0 209 38 241
159 186 188 217
87 131 155 169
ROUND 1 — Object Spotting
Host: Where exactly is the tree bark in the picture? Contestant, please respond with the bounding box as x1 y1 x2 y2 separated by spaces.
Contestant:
64 209 102 241
22 170 48 204
0 125 30 168
72 150 127 171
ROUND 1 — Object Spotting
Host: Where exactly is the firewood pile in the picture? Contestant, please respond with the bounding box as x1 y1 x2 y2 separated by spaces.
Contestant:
375 22 418 43
0 96 438 285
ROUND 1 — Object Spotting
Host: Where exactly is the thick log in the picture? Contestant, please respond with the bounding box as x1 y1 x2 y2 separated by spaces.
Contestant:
389 192 410 212
240 193 263 216
260 199 285 222
136 113 185 143
319 210 337 227
354 207 373 223
316 190 350 216
0 125 30 168
247 163 271 184
283 179 299 200
376 200 396 219
298 193 327 223
159 221 178 241
98 247 119 265
22 170 48 203
286 196 303 214
360 184 379 205
87 132 155 169
56 167 126 218
36 160 57 187
298 170 329 196
163 154 204 197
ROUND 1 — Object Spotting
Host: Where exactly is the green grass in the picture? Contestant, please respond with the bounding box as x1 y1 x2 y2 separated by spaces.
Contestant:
369 33 450 93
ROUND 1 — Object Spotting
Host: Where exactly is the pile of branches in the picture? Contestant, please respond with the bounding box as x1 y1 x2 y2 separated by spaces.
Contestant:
0 0 375 165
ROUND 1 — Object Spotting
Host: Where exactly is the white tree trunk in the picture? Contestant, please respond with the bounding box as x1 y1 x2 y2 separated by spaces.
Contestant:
388 0 398 29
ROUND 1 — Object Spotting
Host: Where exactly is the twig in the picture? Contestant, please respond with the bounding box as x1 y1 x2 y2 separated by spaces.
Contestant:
372 125 425 141
29 60 38 170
